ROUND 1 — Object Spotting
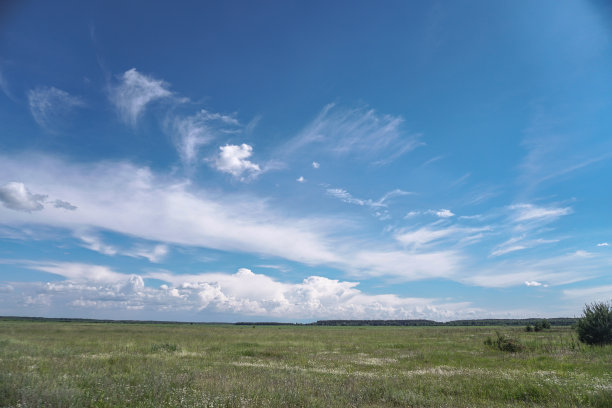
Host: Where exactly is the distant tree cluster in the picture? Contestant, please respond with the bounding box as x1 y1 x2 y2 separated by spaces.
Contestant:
525 319 551 332
575 301 612 345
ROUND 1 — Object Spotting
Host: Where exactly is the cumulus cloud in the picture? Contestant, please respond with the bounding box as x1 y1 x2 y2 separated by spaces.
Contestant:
296 176 305 183
597 242 609 247
0 182 46 212
212 144 261 179
167 109 240 166
109 68 172 126
27 86 84 131
0 262 477 320
282 103 422 164
312 161 320 169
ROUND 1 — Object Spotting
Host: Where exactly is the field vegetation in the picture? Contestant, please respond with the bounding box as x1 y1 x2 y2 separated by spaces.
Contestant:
0 321 610 407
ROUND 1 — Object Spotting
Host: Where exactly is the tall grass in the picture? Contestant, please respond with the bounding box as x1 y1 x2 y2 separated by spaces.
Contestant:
0 322 610 407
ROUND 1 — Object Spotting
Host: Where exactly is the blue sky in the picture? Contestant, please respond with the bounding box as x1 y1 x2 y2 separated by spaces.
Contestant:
1 0 611 322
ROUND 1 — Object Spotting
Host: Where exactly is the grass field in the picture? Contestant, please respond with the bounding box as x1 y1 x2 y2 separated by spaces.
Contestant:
0 321 610 407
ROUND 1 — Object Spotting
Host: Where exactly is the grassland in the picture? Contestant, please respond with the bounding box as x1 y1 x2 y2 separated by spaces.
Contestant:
0 321 610 407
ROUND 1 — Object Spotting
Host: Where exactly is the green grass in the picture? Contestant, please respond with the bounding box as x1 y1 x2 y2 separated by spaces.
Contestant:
0 322 610 407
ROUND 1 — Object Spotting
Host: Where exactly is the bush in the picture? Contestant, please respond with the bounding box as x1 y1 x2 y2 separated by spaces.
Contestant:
525 325 533 332
150 342 180 352
484 332 524 352
575 301 612 345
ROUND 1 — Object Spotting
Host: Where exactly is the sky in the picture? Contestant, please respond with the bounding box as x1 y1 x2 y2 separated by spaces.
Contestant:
0 0 611 322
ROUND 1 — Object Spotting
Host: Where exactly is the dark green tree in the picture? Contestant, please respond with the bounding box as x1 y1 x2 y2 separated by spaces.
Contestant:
575 301 612 345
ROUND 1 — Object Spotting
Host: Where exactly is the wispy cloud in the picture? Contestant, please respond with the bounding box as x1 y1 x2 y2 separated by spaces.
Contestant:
0 153 466 283
562 285 612 300
76 233 169 263
326 188 411 209
465 250 611 288
490 236 559 257
519 106 612 188
27 86 85 131
282 103 422 164
166 109 241 166
312 161 320 169
109 68 173 126
510 203 572 223
597 242 609 247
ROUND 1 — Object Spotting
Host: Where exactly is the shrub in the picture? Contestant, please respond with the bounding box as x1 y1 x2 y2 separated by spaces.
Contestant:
151 342 180 352
575 301 612 345
484 332 524 352
525 325 533 332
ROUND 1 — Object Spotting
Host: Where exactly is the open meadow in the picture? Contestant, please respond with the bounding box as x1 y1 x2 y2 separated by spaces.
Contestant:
0 321 610 407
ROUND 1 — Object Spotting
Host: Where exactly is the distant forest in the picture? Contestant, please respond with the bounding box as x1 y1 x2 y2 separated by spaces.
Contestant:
1 316 577 326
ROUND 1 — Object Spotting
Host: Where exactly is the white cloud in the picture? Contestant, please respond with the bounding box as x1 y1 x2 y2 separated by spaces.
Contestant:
0 153 338 266
109 68 172 126
296 176 305 183
212 144 261 179
0 262 478 320
0 153 464 283
77 233 118 256
429 209 454 218
312 161 320 169
562 285 612 299
524 281 546 287
490 236 559 257
28 261 127 283
464 250 612 288
76 233 168 263
597 242 609 247
0 182 46 212
394 225 488 249
27 86 84 131
125 244 169 263
282 103 422 164
510 203 572 222
167 109 240 166
490 245 527 257
326 188 411 209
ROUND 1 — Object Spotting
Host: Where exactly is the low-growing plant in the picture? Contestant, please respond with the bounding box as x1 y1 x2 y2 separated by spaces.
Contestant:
484 332 524 352
150 342 180 352
575 301 612 345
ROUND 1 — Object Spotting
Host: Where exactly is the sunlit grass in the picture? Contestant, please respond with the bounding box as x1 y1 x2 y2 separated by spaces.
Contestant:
0 322 610 407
